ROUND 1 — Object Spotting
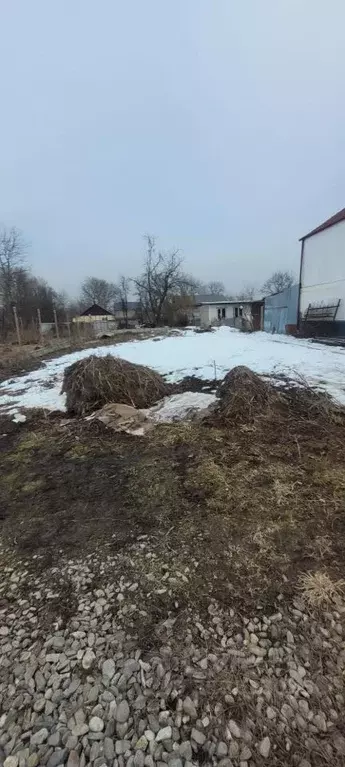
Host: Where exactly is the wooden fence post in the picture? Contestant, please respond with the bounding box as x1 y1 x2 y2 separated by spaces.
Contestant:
66 312 71 341
53 308 60 340
37 308 43 344
12 305 21 346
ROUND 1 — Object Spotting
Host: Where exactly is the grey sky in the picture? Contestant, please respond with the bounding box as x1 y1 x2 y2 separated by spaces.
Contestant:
1 1 344 297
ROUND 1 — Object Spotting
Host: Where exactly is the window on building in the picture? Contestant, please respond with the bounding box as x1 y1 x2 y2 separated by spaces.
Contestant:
235 306 243 318
217 308 221 319
221 307 226 318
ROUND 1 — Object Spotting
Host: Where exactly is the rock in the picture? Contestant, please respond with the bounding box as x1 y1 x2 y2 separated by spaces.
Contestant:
89 716 104 733
102 659 115 681
53 635 65 649
71 723 89 737
4 758 19 767
156 726 172 743
27 755 39 767
103 737 115 761
229 720 241 738
134 751 145 767
47 749 68 767
82 649 95 670
115 740 131 755
182 697 197 719
266 706 276 720
179 742 192 761
191 728 206 746
67 752 79 767
313 713 327 732
259 737 271 758
135 737 148 751
240 746 252 760
217 742 228 757
168 760 182 767
31 729 49 746
115 700 130 724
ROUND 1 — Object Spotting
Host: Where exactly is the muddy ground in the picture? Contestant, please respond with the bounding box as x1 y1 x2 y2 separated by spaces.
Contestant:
2 390 345 613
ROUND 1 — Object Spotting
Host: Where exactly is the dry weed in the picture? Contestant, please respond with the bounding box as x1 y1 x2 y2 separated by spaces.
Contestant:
298 570 345 607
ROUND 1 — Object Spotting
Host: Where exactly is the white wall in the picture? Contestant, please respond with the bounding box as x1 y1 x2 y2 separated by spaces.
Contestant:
300 220 345 320
200 304 235 324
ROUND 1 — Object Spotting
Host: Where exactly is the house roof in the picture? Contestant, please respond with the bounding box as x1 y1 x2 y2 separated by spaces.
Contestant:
194 294 262 305
113 300 140 311
300 207 345 241
80 303 113 317
194 293 230 304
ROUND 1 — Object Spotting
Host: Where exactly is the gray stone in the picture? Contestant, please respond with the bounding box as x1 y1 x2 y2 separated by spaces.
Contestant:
191 728 206 746
156 727 172 743
103 737 115 761
47 749 68 767
4 758 19 767
217 742 228 758
228 720 241 738
134 751 145 767
89 717 104 733
48 732 61 748
259 737 271 758
66 752 79 767
115 740 131 755
31 729 49 746
82 649 95 670
71 724 89 738
167 760 182 767
179 742 192 761
115 700 130 724
102 659 116 681
182 697 197 719
240 746 252 761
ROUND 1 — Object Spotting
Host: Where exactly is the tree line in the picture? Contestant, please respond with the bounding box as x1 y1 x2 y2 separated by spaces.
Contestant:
0 226 295 336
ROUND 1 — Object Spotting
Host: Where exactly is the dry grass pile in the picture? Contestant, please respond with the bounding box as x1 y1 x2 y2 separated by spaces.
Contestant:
62 354 168 416
215 364 344 430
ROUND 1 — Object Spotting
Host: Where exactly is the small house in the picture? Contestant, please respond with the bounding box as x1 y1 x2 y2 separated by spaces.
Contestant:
192 294 263 330
73 304 117 334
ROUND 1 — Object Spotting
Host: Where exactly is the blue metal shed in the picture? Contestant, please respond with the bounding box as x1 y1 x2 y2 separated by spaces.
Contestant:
264 284 299 334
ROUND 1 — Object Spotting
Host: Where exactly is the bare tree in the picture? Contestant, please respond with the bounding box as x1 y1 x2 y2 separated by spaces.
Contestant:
134 235 196 326
0 227 27 334
262 270 295 296
116 275 131 327
236 283 256 300
206 281 227 296
80 277 117 310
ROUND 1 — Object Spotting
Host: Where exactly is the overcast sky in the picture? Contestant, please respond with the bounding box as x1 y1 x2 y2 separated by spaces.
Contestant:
1 1 344 297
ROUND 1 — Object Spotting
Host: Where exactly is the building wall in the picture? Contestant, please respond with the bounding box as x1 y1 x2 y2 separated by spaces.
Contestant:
264 285 299 334
300 220 345 321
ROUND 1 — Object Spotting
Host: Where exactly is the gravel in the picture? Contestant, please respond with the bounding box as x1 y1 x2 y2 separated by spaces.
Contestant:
0 542 344 767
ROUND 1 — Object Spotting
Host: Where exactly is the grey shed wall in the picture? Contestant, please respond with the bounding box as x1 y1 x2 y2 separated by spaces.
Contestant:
264 284 299 334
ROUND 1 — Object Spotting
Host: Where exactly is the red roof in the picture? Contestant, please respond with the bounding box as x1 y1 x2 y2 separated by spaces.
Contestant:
300 207 345 241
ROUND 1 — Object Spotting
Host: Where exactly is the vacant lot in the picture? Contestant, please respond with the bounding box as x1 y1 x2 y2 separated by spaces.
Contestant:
1 331 345 767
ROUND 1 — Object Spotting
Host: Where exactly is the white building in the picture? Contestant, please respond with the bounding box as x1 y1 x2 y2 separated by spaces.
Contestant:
299 207 345 334
192 295 263 330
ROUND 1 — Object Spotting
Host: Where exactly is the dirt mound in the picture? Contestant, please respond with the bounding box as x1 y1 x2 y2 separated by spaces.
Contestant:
62 355 168 416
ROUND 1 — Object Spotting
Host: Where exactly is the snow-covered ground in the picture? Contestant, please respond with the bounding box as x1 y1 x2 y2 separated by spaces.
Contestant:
1 327 345 416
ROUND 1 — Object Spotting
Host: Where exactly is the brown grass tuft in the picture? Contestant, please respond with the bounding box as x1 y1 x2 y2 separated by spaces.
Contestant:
298 570 345 607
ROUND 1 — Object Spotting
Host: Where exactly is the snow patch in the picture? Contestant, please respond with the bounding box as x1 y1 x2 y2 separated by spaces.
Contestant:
1 327 345 415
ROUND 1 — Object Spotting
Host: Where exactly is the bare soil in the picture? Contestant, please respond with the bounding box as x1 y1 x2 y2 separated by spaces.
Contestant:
2 381 345 614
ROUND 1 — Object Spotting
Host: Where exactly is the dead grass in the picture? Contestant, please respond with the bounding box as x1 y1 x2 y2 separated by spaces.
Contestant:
62 354 168 415
298 570 345 607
